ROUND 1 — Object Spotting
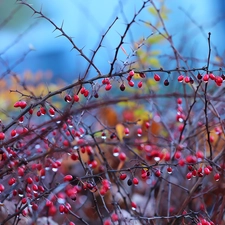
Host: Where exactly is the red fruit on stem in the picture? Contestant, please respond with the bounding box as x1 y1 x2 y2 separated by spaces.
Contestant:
209 73 215 80
132 177 139 185
105 84 112 91
137 128 142 136
186 172 192 180
120 173 127 180
214 173 220 181
0 132 5 140
124 127 129 136
8 177 16 186
138 81 143 88
64 175 73 182
119 152 126 161
0 184 5 192
184 76 190 83
14 101 20 108
128 80 134 87
26 177 33 184
84 90 89 97
177 98 182 104
167 167 173 174
155 169 161 177
49 108 55 116
154 73 161 81
11 130 17 137
64 94 72 102
129 70 135 76
59 205 65 213
112 213 119 222
74 94 79 102
177 75 184 82
203 74 209 82
131 201 137 210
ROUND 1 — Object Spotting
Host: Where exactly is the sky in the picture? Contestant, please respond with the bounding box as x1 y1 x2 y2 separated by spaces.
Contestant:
0 0 224 81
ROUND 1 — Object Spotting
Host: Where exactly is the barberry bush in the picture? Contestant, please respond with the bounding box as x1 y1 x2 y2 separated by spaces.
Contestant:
0 1 225 225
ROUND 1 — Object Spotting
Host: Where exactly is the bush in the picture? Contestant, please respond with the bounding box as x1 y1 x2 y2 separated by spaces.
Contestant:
0 1 224 225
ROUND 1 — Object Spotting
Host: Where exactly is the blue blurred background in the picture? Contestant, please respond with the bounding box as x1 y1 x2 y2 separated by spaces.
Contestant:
0 0 224 82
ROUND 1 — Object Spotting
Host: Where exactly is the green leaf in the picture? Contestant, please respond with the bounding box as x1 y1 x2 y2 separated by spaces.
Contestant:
148 7 157 16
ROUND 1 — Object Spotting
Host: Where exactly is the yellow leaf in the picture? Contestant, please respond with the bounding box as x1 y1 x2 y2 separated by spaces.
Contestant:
116 123 125 142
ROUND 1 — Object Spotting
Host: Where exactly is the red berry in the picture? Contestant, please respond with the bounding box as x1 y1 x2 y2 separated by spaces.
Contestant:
26 177 33 184
105 84 112 91
46 200 53 207
21 198 27 204
69 222 75 225
120 173 127 180
14 101 20 108
186 172 192 180
33 184 38 191
32 203 38 211
177 98 182 104
145 122 150 129
128 80 134 87
74 94 79 102
0 132 5 140
71 153 78 161
103 220 111 225
49 107 55 116
155 169 161 177
102 78 110 85
174 151 181 159
138 81 143 88
137 128 142 136
177 75 184 82
8 177 16 186
64 175 73 182
164 152 170 161
29 108 33 114
209 73 215 80
124 127 129 136
36 111 41 117
154 74 161 81
119 152 126 161
214 173 220 181
18 167 25 177
196 151 204 159
11 130 17 137
111 213 119 222
59 205 65 213
203 74 209 82
167 167 173 174
84 90 89 97
132 177 139 185
20 101 27 109
184 76 190 83
49 205 57 216
129 70 135 76
40 107 46 115
131 201 137 210
80 87 85 94
204 167 210 175
65 94 72 102
0 184 5 193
